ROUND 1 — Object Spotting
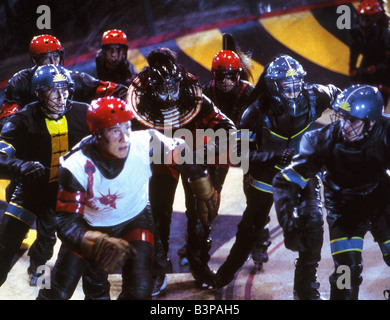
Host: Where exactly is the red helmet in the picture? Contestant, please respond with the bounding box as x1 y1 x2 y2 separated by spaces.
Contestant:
101 29 128 47
211 50 242 72
29 34 64 60
357 0 383 15
87 97 134 133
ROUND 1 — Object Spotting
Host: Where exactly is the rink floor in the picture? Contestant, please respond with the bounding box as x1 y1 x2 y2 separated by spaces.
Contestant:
0 158 389 301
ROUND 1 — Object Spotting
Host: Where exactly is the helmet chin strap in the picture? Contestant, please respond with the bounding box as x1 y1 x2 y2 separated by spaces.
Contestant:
39 85 70 119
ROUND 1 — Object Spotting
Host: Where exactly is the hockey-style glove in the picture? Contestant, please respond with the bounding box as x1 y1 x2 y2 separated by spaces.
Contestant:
273 174 307 252
80 231 136 273
278 209 307 252
188 175 220 226
19 161 46 182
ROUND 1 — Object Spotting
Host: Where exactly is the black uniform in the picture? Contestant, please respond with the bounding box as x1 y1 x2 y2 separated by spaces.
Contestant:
216 83 339 299
0 100 90 286
203 78 272 267
273 115 390 299
202 79 254 125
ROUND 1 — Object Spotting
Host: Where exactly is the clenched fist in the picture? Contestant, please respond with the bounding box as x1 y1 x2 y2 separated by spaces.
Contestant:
19 161 46 182
81 231 137 273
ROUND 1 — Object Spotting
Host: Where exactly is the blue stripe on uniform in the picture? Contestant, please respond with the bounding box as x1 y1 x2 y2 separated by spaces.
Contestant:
281 168 309 189
249 175 273 194
236 130 256 142
0 141 15 158
330 237 363 256
5 202 36 227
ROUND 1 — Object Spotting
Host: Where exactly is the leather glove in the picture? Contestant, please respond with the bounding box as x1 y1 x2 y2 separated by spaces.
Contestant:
273 173 307 252
80 230 136 273
279 212 307 252
188 175 220 226
19 161 46 182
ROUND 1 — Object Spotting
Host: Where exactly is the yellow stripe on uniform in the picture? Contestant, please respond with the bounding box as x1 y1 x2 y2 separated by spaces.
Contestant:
0 179 10 201
266 123 311 140
175 29 264 82
259 11 350 76
45 117 69 183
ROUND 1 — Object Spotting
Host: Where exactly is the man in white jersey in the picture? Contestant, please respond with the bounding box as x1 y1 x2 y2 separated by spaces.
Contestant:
37 96 219 299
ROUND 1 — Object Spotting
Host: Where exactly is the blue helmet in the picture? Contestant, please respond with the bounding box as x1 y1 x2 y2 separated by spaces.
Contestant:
333 84 384 121
32 64 73 94
264 55 307 115
265 54 306 83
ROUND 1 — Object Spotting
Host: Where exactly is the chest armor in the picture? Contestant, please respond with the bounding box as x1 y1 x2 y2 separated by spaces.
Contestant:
262 92 318 154
325 137 387 190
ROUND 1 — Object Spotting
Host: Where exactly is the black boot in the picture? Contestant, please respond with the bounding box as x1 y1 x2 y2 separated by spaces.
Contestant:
186 232 216 288
293 259 324 300
215 221 262 288
27 260 45 287
328 251 363 300
329 271 362 300
186 213 217 288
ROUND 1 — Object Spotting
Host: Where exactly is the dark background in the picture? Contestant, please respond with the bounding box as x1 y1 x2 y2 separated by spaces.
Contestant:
0 0 354 61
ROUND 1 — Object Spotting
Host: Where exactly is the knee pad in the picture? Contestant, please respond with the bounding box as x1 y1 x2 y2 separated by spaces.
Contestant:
299 202 324 252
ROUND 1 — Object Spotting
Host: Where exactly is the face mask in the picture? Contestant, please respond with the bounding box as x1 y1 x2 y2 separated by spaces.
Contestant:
277 80 303 100
42 84 69 119
214 71 239 92
331 111 375 142
152 79 180 107
150 64 182 107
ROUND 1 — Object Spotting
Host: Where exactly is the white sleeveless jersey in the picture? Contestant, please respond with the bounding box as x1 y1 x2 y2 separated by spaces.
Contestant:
61 130 152 227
